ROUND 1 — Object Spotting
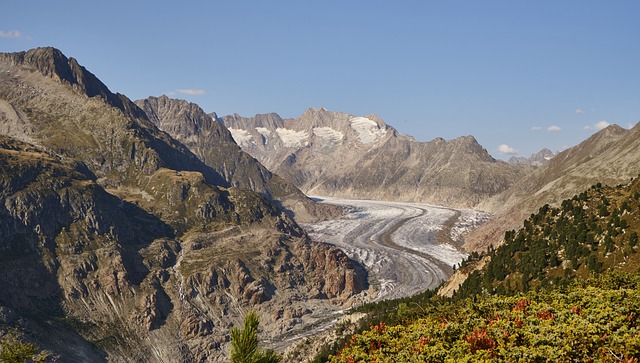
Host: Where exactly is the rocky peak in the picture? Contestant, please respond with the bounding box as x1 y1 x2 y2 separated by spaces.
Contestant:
551 124 627 168
136 95 234 144
509 148 557 167
297 107 352 128
219 112 285 130
450 135 495 162
0 47 146 119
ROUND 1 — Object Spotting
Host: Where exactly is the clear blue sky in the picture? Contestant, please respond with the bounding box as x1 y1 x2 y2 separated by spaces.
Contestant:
2 1 639 159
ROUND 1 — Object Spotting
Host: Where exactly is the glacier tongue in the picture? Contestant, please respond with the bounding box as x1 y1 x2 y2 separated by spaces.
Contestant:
303 197 488 301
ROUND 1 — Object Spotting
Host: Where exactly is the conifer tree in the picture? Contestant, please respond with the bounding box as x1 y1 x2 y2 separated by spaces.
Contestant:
230 311 281 363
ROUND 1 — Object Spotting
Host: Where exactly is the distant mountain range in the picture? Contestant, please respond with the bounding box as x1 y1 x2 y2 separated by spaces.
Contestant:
221 108 640 255
508 148 556 167
134 95 339 223
221 108 530 208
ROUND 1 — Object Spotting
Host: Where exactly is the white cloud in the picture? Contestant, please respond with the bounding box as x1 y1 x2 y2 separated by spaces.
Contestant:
497 144 518 155
531 126 542 131
584 120 610 130
547 125 562 132
175 89 206 96
575 108 585 114
0 30 23 39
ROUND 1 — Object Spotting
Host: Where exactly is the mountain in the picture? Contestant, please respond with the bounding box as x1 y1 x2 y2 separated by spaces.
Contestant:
465 123 640 253
508 148 556 167
0 48 366 361
221 108 529 208
134 95 338 223
318 178 640 362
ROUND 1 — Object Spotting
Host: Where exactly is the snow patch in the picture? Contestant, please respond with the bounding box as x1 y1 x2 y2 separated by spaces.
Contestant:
350 116 387 144
276 128 308 148
255 127 271 137
313 127 344 142
227 128 254 147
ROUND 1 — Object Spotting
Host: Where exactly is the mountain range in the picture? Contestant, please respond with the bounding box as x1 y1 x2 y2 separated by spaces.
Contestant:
221 109 530 208
134 95 340 223
508 148 556 167
2 46 640 362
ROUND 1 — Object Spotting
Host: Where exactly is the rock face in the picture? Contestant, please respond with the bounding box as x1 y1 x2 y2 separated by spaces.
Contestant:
0 48 367 362
135 96 340 223
221 108 529 208
465 123 640 252
508 148 556 167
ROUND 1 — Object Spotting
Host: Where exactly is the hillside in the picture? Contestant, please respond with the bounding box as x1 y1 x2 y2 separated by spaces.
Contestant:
221 108 530 208
466 123 640 253
319 177 640 362
456 176 640 298
0 48 367 362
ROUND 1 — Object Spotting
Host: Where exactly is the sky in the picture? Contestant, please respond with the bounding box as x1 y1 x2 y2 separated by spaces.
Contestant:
2 1 639 160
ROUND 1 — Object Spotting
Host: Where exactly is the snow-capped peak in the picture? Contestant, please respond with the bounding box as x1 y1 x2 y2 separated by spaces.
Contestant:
350 116 387 144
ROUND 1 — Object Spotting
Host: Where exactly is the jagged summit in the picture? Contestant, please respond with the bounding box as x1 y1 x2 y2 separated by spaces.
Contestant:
222 110 528 208
1 47 146 119
509 147 557 167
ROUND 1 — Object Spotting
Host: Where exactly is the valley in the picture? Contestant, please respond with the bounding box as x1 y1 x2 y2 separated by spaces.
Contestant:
304 198 489 302
1 45 638 362
273 198 489 358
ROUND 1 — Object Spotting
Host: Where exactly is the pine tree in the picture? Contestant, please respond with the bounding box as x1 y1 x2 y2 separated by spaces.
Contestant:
230 311 281 363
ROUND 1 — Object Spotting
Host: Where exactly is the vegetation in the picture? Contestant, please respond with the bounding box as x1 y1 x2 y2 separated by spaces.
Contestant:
315 177 640 362
230 311 281 363
0 330 50 363
330 273 640 362
456 178 640 298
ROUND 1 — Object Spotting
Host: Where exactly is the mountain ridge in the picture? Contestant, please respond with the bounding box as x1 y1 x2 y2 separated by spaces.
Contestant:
0 47 367 361
135 96 339 223
221 108 529 208
465 123 640 253
508 147 556 167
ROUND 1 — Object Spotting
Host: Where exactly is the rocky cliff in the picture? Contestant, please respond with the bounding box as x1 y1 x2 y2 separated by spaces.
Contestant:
221 108 529 208
0 48 367 361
